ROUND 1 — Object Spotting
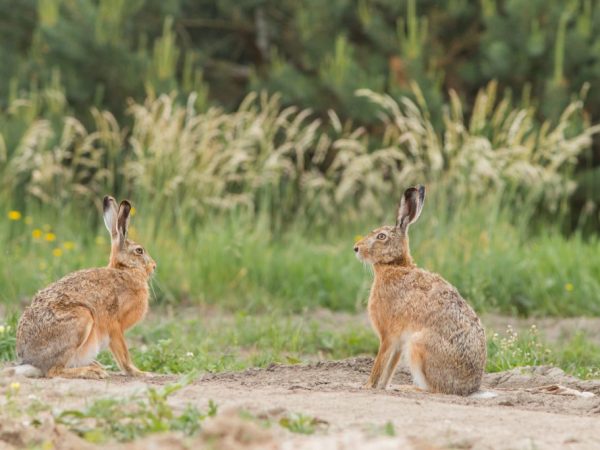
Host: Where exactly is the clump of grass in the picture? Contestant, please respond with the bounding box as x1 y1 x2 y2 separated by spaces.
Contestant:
554 333 600 379
1 381 23 417
56 374 217 443
0 314 17 362
487 325 553 372
382 421 396 437
487 325 600 379
279 413 327 435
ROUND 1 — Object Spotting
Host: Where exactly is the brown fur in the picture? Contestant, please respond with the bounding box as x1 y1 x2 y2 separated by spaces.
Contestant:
354 186 486 395
15 196 156 379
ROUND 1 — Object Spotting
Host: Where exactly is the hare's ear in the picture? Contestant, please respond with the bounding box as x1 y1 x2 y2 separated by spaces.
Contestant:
103 196 119 240
396 185 426 233
116 200 132 246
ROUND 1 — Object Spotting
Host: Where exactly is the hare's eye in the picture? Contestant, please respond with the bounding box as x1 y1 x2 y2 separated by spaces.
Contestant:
376 233 387 240
135 247 144 255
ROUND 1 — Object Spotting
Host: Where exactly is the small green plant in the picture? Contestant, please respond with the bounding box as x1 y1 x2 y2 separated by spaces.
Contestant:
487 325 553 372
554 333 600 380
0 314 17 362
365 420 397 438
383 421 396 437
279 413 327 435
56 374 217 443
2 381 22 417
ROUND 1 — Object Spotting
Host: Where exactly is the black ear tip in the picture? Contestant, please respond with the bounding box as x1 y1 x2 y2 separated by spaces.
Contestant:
103 195 112 210
120 200 132 212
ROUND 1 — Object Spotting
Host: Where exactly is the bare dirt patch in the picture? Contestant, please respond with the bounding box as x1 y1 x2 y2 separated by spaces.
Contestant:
2 358 600 450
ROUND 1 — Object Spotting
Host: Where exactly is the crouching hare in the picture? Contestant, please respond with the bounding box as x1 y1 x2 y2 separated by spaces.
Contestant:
12 196 156 379
354 185 487 396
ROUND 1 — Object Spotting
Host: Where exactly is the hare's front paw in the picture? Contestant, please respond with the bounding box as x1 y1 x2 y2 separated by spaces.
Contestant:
362 380 375 390
125 366 151 377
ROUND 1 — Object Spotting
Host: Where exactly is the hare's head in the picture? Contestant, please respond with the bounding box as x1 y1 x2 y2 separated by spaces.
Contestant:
103 196 156 276
354 185 425 265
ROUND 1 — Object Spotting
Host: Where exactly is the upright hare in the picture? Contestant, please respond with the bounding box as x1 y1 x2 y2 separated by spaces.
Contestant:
13 196 155 379
354 185 486 395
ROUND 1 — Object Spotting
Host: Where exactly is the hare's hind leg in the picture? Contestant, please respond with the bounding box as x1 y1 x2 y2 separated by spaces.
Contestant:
47 365 108 379
47 308 108 379
405 339 430 391
408 331 479 395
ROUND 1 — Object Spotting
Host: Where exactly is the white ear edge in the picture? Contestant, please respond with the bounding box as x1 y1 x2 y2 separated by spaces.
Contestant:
103 196 118 239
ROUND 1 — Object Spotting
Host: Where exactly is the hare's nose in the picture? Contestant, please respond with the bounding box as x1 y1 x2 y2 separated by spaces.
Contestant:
353 246 359 253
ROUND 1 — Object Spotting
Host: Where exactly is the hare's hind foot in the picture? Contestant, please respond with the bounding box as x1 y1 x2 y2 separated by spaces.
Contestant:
47 365 108 380
392 384 426 394
405 340 430 391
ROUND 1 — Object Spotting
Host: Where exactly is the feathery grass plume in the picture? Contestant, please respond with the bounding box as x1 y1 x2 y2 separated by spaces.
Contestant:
357 81 599 212
0 82 597 226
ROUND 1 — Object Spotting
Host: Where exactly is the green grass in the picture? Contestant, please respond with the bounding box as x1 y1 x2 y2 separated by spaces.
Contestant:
56 374 217 443
487 325 600 379
1 198 599 317
97 311 378 374
2 310 599 379
0 314 17 362
278 413 326 435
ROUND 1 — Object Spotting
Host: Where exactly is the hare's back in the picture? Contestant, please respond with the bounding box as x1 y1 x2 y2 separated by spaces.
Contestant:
28 268 118 312
394 268 481 327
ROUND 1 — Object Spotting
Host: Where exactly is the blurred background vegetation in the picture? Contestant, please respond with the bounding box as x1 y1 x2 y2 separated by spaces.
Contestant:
1 0 599 318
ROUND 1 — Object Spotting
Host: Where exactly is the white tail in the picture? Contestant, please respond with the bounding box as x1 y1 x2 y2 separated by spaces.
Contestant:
2 364 43 378
469 390 498 399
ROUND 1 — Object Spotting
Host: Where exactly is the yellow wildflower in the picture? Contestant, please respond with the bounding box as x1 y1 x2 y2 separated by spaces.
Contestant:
32 229 42 239
130 207 136 216
63 241 76 250
52 248 63 257
44 232 57 242
565 283 574 292
354 235 363 243
10 382 20 391
8 210 22 221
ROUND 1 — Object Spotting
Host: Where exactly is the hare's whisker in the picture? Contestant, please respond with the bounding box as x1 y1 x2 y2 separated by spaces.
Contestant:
149 278 158 303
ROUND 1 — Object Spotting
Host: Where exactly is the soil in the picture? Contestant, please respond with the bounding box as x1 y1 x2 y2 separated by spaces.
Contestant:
2 357 600 450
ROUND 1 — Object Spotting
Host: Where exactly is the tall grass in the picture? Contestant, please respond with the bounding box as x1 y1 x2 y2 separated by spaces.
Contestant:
1 81 597 228
1 195 598 316
1 82 598 317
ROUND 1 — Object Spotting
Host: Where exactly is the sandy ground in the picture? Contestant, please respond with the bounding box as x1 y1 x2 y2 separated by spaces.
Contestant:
2 357 600 450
